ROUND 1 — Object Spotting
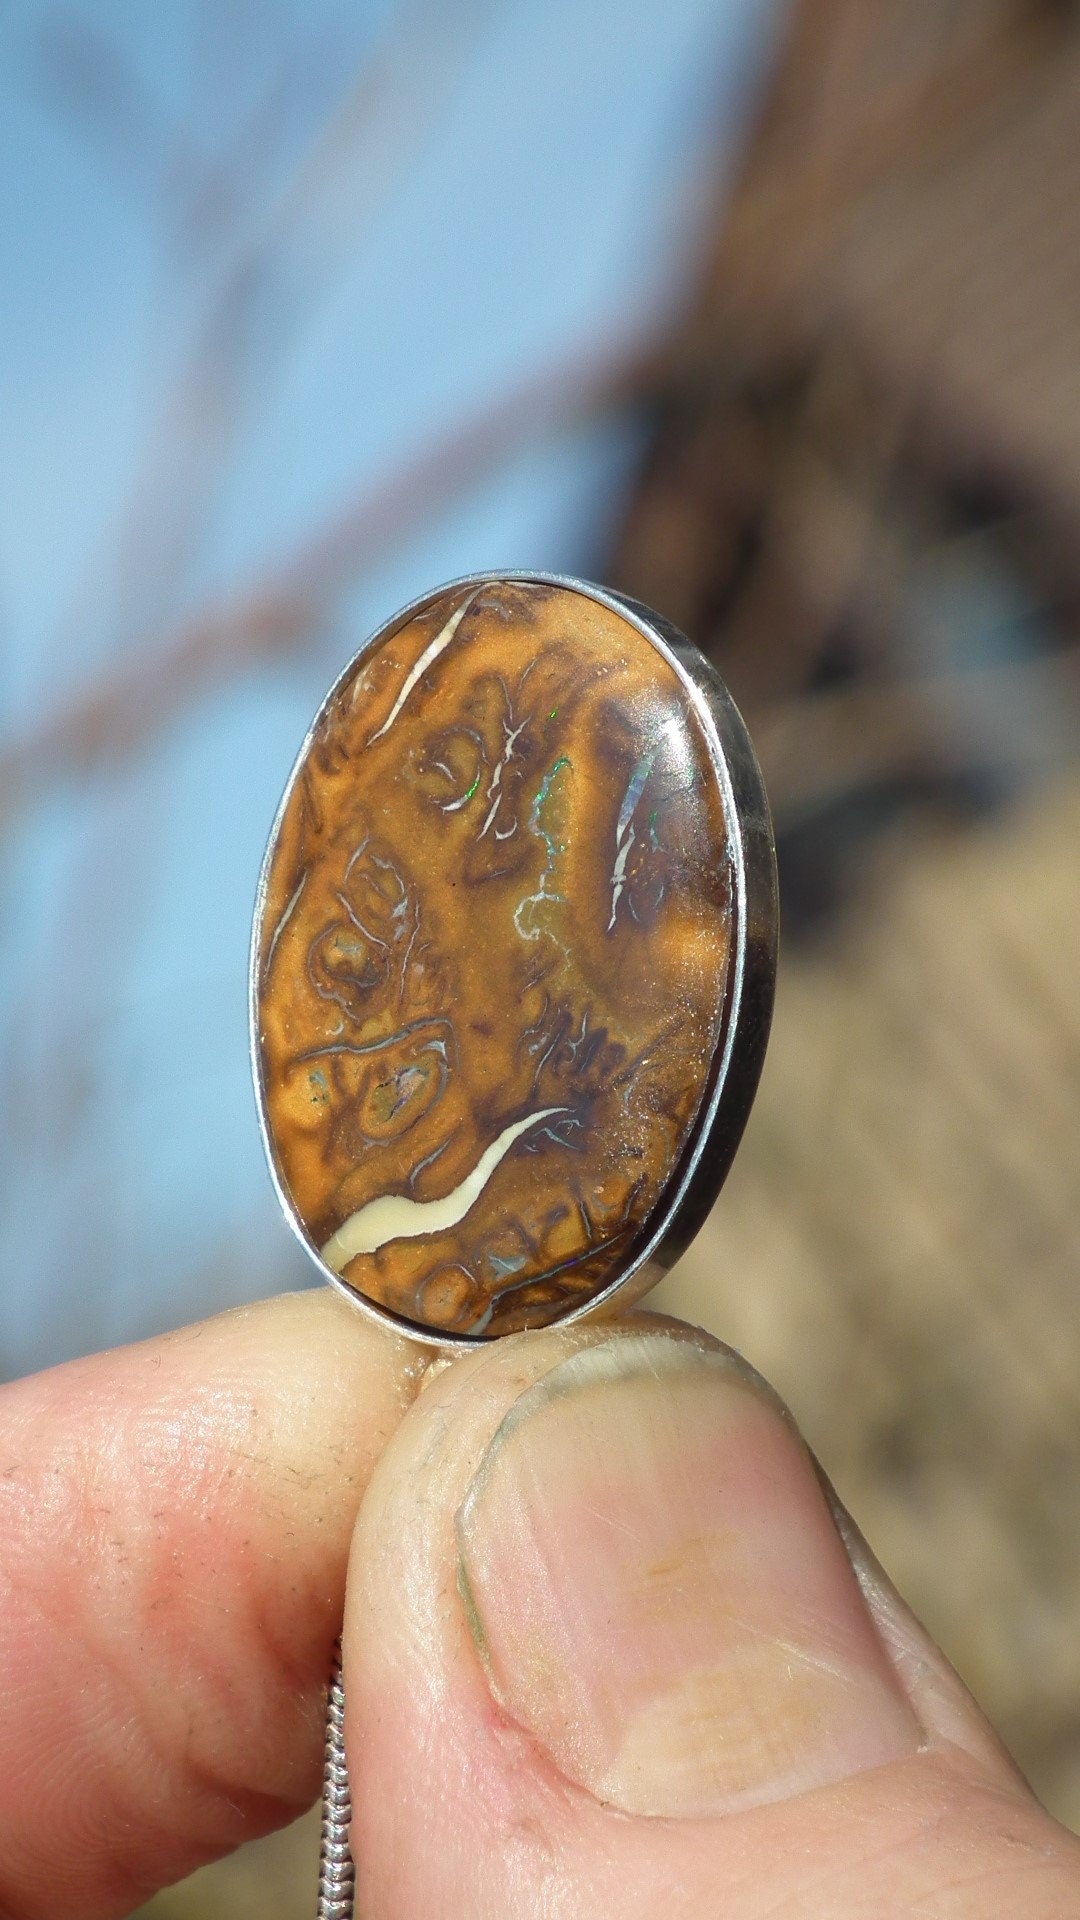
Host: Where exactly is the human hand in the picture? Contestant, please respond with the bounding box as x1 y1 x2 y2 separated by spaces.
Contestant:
0 1293 423 1917
1 1300 1077 1918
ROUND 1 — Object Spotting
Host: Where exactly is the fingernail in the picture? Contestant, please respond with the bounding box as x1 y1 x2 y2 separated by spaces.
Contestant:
455 1333 920 1817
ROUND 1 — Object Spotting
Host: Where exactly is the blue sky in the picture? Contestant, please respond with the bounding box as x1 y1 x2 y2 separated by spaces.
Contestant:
0 0 781 1371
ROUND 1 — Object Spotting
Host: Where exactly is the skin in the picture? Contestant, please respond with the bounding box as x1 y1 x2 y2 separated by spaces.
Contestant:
0 1292 425 1918
0 1295 1077 1919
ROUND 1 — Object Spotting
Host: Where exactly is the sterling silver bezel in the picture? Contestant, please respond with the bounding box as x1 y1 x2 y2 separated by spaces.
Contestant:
249 570 777 1349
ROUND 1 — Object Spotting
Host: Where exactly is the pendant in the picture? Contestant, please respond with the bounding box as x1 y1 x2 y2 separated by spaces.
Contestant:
249 573 777 1912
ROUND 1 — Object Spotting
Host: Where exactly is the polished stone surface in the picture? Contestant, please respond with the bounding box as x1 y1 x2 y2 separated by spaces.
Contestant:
256 580 733 1335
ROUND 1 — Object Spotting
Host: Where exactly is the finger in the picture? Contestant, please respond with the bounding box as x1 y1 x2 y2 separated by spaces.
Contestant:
345 1317 1080 1919
0 1289 424 1919
817 1476 1033 1782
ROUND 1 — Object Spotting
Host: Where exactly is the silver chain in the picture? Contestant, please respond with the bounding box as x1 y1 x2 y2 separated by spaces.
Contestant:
316 1638 356 1919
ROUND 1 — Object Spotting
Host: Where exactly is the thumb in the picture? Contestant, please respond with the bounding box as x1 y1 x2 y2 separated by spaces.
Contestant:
343 1320 1080 1918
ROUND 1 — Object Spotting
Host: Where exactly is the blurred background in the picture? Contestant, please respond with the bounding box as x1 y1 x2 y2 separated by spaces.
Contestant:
1 0 1078 1910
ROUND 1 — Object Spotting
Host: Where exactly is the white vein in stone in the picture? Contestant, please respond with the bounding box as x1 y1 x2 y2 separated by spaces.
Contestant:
320 1106 567 1271
264 870 306 975
367 584 488 745
479 717 527 837
607 825 636 931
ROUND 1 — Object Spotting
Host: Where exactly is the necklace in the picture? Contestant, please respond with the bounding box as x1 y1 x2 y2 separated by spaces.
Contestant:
249 573 777 1915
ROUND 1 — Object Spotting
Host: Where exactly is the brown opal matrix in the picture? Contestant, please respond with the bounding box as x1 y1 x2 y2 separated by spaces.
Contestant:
255 579 734 1336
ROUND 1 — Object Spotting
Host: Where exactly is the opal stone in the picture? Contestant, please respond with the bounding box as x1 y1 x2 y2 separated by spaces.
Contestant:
256 579 733 1336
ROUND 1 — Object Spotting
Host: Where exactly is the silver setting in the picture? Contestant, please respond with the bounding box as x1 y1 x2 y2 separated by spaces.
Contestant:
249 570 777 1348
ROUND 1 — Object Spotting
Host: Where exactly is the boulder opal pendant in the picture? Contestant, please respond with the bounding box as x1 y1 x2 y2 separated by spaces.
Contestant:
251 573 777 1347
251 574 776 1918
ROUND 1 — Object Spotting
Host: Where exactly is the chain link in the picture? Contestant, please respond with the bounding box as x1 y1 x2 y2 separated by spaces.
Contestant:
316 1639 355 1920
